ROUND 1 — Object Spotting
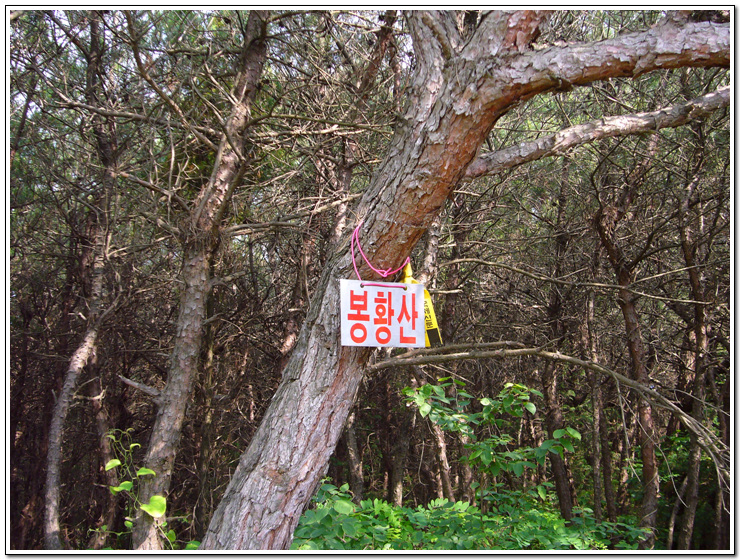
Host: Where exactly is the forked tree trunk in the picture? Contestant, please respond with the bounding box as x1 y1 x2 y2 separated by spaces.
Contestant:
201 12 729 549
131 11 268 549
595 222 659 547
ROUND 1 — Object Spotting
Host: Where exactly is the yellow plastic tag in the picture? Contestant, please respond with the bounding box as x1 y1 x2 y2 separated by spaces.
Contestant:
400 263 443 347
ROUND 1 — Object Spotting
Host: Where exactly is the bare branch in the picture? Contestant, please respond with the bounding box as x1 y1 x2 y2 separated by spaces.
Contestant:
465 86 730 180
118 375 161 402
438 257 713 306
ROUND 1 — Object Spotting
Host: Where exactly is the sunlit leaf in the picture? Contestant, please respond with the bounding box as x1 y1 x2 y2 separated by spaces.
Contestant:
140 495 167 518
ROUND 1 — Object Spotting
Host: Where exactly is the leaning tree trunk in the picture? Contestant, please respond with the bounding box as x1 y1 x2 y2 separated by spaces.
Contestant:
130 11 268 549
43 237 106 549
43 12 117 548
202 11 729 549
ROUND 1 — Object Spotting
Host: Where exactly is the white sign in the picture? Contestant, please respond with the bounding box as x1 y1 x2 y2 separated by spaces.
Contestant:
340 279 426 348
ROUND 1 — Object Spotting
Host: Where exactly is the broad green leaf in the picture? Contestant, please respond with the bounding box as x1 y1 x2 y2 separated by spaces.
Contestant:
333 499 355 515
511 462 525 477
124 520 133 529
184 541 200 550
136 467 156 477
140 495 167 518
553 428 567 439
419 403 431 417
166 529 177 543
109 480 133 494
524 402 536 415
128 443 141 451
104 459 122 471
566 427 582 441
537 486 547 501
341 517 358 538
480 448 492 466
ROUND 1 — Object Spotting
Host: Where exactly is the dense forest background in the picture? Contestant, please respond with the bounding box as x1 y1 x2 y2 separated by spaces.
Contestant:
8 9 730 550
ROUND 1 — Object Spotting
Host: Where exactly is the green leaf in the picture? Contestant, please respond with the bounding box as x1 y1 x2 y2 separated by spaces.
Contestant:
184 541 200 550
124 520 133 529
136 467 156 477
419 403 432 417
104 459 122 471
566 427 582 441
109 480 133 494
537 486 547 501
129 443 141 451
553 428 567 439
333 499 355 515
511 462 525 477
140 495 167 518
166 529 177 543
480 448 492 466
524 402 536 415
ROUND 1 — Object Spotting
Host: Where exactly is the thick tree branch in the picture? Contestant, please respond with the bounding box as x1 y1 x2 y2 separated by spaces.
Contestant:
464 85 730 180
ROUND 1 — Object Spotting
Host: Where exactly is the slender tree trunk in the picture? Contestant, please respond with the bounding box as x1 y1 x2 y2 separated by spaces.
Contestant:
430 423 455 501
86 375 120 550
541 182 575 522
593 135 661 548
130 11 268 549
43 13 115 547
44 244 105 549
666 475 689 550
583 290 603 521
676 174 709 550
541 361 574 522
193 290 218 536
343 409 365 504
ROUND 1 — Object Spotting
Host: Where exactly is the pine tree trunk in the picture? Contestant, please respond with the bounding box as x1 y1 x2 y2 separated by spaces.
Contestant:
131 11 268 549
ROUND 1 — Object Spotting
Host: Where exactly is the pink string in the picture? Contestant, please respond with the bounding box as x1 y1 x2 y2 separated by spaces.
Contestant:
351 220 410 282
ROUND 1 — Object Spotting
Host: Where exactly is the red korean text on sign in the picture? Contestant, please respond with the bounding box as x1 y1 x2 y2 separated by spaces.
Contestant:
340 279 425 348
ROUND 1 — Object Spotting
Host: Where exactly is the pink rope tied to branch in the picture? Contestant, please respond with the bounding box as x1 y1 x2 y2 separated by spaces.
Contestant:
351 220 410 283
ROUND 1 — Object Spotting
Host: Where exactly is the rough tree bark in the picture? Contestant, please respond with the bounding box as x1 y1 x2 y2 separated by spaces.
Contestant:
130 10 269 549
201 11 729 549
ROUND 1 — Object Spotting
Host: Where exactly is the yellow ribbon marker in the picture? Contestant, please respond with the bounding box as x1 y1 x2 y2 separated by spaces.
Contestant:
400 263 443 347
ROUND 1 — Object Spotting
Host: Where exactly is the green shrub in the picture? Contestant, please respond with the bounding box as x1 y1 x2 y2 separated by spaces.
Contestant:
291 481 648 550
